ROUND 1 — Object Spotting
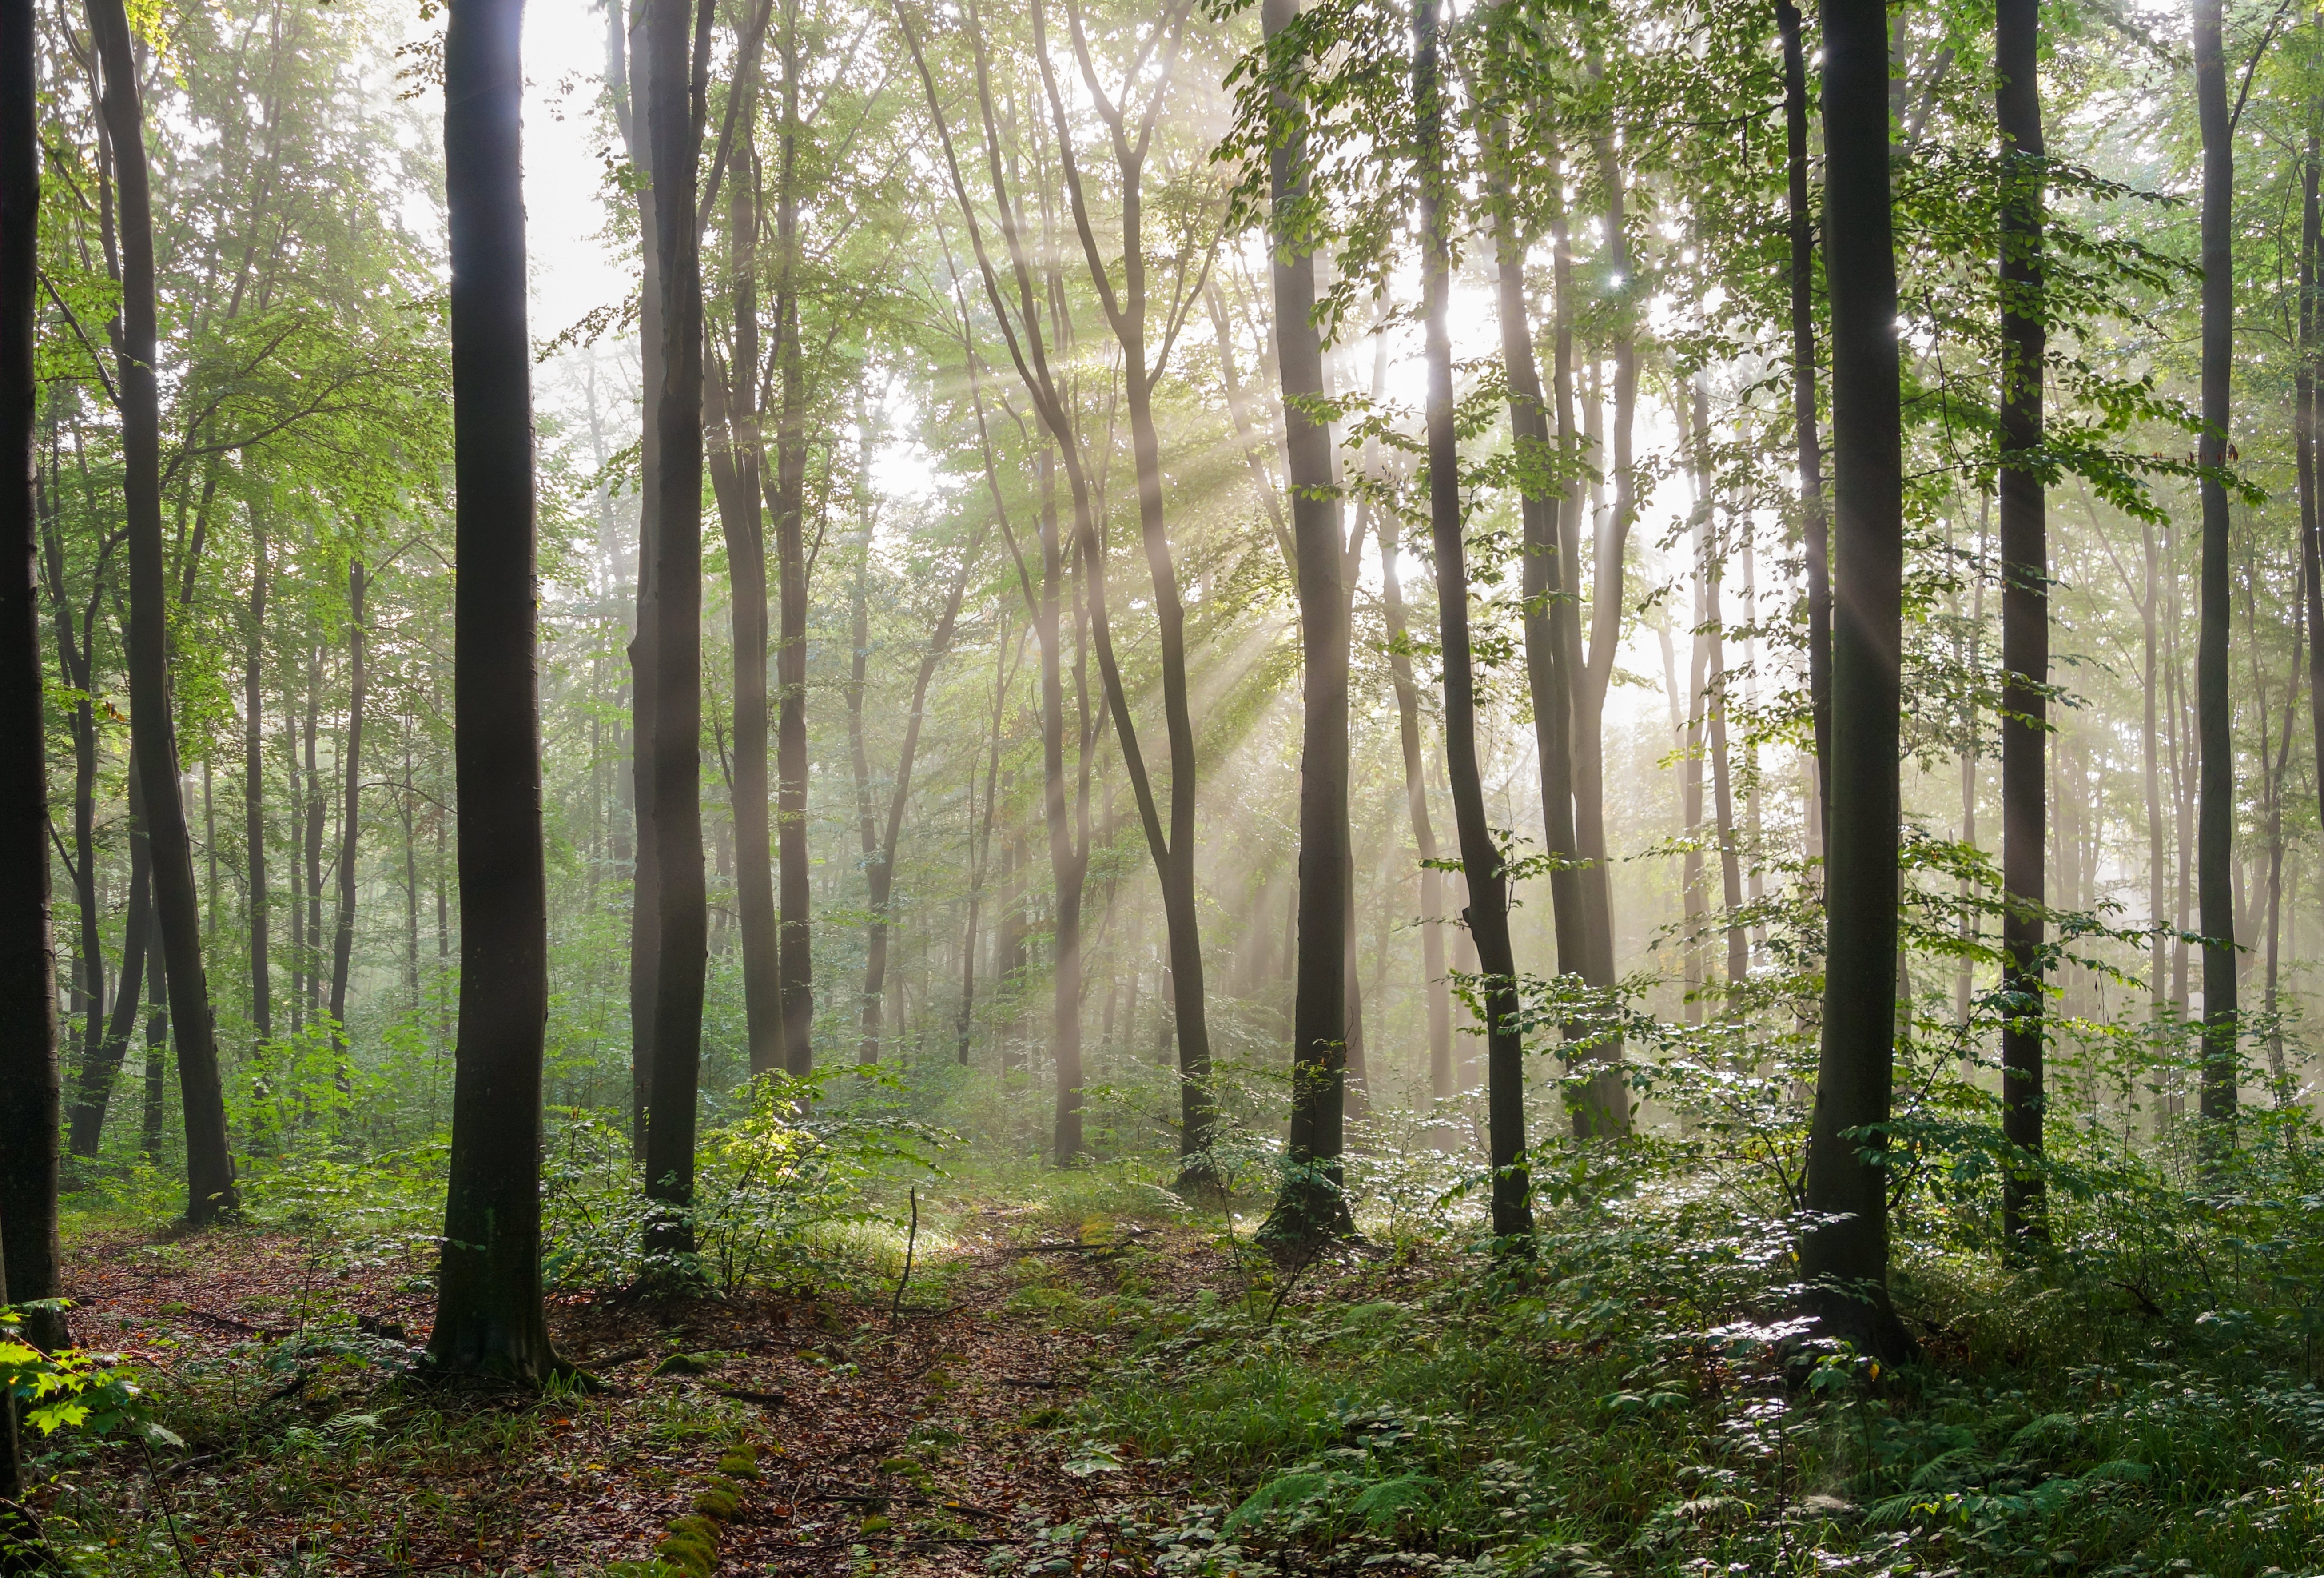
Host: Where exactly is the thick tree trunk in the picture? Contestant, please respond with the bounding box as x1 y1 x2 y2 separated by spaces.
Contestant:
0 0 66 1353
642 0 708 1260
2193 0 2239 1146
87 0 237 1223
426 0 565 1384
1258 0 1352 1237
1800 0 1913 1361
329 559 366 1040
1997 0 2048 1239
1418 0 1528 1243
245 511 271 1037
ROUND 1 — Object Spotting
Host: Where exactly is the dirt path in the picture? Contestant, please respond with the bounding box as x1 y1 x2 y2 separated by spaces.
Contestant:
45 1209 1186 1574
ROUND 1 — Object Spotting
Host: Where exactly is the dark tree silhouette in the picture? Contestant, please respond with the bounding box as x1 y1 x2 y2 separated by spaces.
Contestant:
1257 0 1354 1242
1996 0 2049 1242
2193 0 2238 1147
1799 0 1914 1362
1776 0 1828 826
85 0 238 1225
1416 0 1529 1244
424 0 565 1384
641 0 708 1262
2 0 68 1366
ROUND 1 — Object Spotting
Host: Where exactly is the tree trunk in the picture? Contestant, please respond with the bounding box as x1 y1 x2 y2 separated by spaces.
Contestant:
39 471 105 1114
609 0 663 1149
139 935 165 1160
2301 69 2324 941
1997 0 2048 1239
1378 512 1452 1107
1257 0 1352 1237
1800 0 1912 1361
68 776 150 1159
1417 0 1529 1244
2193 0 2239 1147
643 0 708 1261
704 100 776 1079
86 0 237 1223
862 515 987 1066
1778 0 1831 826
245 509 271 1037
770 24 813 1076
329 559 366 1042
0 0 66 1351
1035 450 1088 1162
426 0 565 1384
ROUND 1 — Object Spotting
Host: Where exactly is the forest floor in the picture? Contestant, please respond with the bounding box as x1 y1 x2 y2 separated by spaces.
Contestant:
36 1200 1200 1576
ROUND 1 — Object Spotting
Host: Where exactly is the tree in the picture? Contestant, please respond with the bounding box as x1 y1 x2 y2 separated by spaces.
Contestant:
1 0 66 1359
1799 0 1913 1361
425 0 565 1385
1416 0 1528 1245
1995 0 2048 1243
640 0 710 1261
328 557 366 1042
85 0 239 1225
2192 0 2238 1148
1255 0 1356 1239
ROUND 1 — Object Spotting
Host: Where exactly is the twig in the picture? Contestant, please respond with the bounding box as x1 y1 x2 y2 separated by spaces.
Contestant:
889 1187 920 1323
137 1437 201 1578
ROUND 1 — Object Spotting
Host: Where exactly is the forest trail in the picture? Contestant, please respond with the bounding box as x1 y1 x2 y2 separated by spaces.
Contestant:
54 1210 1191 1574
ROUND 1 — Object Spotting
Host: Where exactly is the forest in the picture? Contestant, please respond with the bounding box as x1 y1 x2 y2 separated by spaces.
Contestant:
3 0 2323 1567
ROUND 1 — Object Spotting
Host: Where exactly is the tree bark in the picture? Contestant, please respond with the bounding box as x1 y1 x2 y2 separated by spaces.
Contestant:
1256 0 1352 1237
329 559 366 1042
0 0 67 1352
245 509 271 1037
38 469 105 1121
1777 0 1830 826
609 0 664 1148
704 96 777 1078
1995 0 2048 1240
68 775 149 1160
770 18 813 1076
2193 0 2239 1146
86 0 237 1223
1800 0 1913 1361
1417 0 1528 1243
426 0 565 1385
2301 63 2324 951
643 0 708 1260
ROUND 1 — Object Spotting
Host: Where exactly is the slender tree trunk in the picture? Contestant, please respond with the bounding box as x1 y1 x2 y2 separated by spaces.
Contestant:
1379 513 1452 1106
1418 0 1528 1243
303 640 323 1023
425 0 565 1383
2301 74 2324 923
2193 0 2239 1147
1801 0 1912 1360
771 25 813 1076
1778 0 1830 824
87 0 237 1222
68 777 149 1158
0 0 66 1355
139 935 164 1159
329 559 366 1042
1997 0 2048 1239
1255 0 1352 1235
862 519 987 1066
609 0 663 1149
2144 516 2168 1014
704 102 777 1079
245 510 271 1037
39 479 104 1107
642 0 708 1260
